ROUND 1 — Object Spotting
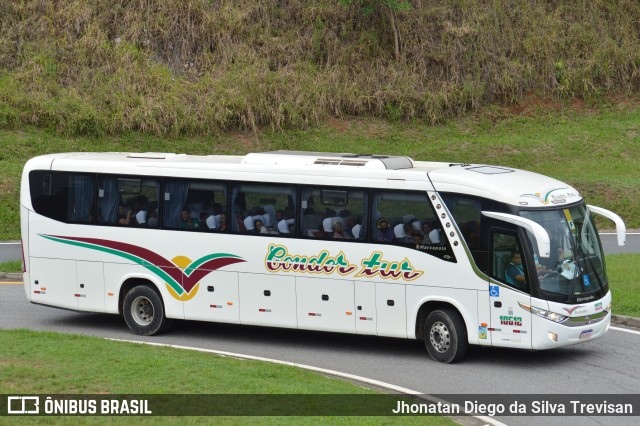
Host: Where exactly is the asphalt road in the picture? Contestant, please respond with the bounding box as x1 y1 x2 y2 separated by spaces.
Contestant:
600 232 640 254
1 234 639 263
1 284 638 426
0 241 21 263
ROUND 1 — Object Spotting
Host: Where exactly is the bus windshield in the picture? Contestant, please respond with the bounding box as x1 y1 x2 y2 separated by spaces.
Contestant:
520 203 608 300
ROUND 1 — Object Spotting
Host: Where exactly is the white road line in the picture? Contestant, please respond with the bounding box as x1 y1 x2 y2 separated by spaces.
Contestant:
610 326 640 336
108 338 506 426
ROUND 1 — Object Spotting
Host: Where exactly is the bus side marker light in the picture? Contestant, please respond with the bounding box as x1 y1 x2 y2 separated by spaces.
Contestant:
227 302 233 305
359 317 373 321
481 323 487 327
210 305 222 309
107 292 114 297
308 313 321 317
346 311 352 315
548 332 558 342
259 308 271 313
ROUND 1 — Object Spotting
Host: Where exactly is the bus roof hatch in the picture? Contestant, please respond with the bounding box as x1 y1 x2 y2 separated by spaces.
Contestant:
241 151 415 170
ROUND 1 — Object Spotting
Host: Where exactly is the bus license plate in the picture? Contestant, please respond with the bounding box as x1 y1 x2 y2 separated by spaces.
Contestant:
580 329 593 339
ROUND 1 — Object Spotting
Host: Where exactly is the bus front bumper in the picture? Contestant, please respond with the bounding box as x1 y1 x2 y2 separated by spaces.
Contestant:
532 311 611 350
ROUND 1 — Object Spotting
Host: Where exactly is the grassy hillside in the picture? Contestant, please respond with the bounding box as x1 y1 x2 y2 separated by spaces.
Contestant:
0 1 638 237
1 0 639 135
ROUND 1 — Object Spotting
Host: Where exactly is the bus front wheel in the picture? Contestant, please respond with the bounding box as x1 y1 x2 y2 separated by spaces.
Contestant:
424 309 468 363
123 285 169 336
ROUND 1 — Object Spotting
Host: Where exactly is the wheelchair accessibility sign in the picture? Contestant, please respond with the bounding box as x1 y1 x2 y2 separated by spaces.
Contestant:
490 285 500 297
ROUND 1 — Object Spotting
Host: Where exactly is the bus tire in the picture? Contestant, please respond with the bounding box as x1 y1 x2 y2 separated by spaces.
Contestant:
123 285 169 336
424 308 468 363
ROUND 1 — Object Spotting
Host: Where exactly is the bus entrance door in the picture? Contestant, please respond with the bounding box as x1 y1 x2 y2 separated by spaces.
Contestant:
489 231 532 349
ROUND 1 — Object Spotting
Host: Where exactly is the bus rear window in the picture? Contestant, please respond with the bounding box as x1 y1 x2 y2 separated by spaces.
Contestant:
30 170 95 223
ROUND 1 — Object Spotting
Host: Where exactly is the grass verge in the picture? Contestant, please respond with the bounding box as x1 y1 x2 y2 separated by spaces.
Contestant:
0 260 21 273
607 254 640 318
0 329 453 424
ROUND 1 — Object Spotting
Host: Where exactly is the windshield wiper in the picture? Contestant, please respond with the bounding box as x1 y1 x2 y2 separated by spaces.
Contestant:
567 223 604 293
578 212 605 290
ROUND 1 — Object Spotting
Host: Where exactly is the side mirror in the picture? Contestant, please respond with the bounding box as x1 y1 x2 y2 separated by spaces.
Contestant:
588 205 626 246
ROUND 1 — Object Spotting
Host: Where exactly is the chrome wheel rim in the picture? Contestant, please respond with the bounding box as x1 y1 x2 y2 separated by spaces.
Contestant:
429 321 451 353
131 296 154 326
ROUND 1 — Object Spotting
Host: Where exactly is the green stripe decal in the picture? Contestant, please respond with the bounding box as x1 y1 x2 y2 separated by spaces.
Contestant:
40 234 184 295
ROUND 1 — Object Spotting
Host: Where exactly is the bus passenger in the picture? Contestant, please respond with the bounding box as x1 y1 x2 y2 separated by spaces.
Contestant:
332 221 351 239
118 204 132 226
376 218 394 242
404 223 421 243
422 221 441 244
254 218 268 234
180 208 200 229
218 213 228 232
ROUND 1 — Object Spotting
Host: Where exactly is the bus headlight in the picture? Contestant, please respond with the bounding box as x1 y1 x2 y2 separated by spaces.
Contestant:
518 303 569 323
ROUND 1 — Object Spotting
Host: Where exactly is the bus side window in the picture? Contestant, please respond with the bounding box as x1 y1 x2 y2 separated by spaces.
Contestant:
30 171 95 224
231 183 296 236
164 180 227 231
300 187 367 240
371 190 437 247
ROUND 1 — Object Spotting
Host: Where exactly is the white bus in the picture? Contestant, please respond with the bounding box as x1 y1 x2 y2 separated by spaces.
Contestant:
20 151 626 363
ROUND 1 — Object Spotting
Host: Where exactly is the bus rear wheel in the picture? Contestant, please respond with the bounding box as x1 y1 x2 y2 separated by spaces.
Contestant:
123 285 169 335
424 309 468 363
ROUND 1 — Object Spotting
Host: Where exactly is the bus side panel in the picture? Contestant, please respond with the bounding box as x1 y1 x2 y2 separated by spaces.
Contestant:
103 262 185 320
77 261 105 313
239 273 297 328
477 289 492 346
29 257 78 310
375 282 407 338
406 286 479 345
354 282 377 335
184 271 239 323
296 276 355 333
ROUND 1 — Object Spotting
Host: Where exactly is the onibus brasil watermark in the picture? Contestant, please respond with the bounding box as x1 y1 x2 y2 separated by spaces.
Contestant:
7 396 151 415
